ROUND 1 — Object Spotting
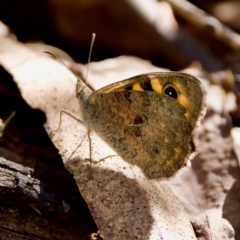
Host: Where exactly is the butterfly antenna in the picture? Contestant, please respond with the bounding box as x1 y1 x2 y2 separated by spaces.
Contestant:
44 51 82 82
44 33 96 92
83 33 96 88
45 51 70 68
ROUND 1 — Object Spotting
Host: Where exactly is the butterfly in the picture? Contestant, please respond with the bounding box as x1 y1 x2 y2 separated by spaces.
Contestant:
77 72 206 179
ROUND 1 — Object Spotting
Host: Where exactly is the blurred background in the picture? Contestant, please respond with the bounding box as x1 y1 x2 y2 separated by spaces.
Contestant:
0 1 240 239
1 0 240 71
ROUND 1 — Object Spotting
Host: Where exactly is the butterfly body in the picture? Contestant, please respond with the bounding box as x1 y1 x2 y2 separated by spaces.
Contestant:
81 72 206 179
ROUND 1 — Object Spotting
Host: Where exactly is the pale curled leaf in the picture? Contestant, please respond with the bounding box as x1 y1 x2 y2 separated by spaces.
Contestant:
0 37 196 239
67 156 195 240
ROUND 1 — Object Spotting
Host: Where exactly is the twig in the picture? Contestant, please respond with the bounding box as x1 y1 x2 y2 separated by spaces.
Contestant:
165 0 240 50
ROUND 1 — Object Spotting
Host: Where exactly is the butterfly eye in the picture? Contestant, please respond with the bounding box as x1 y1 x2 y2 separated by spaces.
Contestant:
164 86 178 99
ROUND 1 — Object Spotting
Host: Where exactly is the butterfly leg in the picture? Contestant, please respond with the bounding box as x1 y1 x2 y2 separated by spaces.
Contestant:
54 109 83 132
54 109 92 171
95 155 118 164
85 130 117 179
55 109 95 178
87 129 94 179
67 132 88 161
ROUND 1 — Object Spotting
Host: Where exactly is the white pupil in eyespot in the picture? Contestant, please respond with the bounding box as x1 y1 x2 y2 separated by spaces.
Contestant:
164 87 178 99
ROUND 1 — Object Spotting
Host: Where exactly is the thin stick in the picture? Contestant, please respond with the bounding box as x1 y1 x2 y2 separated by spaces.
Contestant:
165 0 240 50
0 111 15 132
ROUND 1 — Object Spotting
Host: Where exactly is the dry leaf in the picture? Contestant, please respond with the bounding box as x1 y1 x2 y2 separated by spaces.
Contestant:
0 37 196 239
1 35 240 239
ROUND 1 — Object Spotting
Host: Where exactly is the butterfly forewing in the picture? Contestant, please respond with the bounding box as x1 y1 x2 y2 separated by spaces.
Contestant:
83 72 206 179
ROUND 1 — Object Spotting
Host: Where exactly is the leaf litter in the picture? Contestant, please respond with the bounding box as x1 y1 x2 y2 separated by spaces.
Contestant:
0 36 239 239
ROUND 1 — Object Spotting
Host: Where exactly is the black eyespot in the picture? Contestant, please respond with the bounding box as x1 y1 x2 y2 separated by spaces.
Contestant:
153 148 159 154
164 86 178 99
125 86 132 90
140 81 153 91
133 115 145 125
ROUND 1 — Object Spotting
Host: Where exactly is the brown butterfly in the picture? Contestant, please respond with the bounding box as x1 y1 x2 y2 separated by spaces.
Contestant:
78 72 206 179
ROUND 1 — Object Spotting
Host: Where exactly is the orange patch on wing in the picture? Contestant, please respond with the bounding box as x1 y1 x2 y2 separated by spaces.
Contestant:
174 82 192 124
150 78 163 93
184 111 191 124
133 83 144 91
177 93 189 109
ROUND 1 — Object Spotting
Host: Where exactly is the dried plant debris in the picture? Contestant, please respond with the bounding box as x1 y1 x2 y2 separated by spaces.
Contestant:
0 36 240 239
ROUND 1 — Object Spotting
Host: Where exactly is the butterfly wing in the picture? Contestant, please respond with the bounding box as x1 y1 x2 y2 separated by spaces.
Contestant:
84 73 206 178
